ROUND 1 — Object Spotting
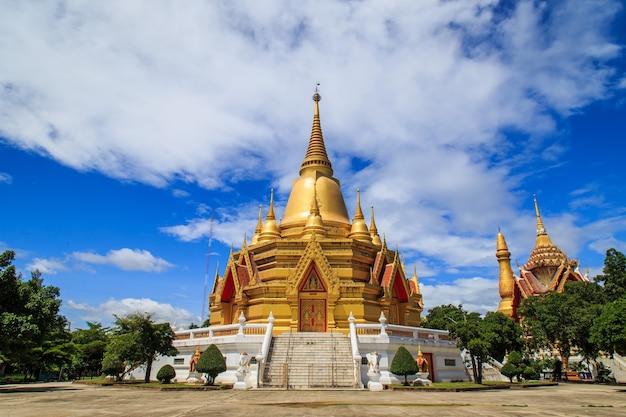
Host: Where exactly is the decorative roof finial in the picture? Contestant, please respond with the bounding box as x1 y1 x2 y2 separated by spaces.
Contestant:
313 82 321 102
533 196 553 247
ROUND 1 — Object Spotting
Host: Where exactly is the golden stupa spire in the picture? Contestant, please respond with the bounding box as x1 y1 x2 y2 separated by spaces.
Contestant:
299 84 333 176
369 205 382 245
496 229 516 318
349 189 371 241
259 189 281 241
534 196 554 247
250 204 263 245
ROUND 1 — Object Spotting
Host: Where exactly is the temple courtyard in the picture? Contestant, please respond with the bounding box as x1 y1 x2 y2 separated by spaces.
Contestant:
1 382 625 416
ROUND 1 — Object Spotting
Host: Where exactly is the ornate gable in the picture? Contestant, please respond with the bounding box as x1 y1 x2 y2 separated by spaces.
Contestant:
287 235 339 297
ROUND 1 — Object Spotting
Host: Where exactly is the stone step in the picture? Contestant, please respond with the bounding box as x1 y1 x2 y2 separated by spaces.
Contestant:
262 332 356 388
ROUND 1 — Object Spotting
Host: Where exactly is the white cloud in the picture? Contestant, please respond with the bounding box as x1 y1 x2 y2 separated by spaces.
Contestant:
66 298 198 328
421 277 500 316
1 0 624 306
172 189 190 198
72 248 174 272
0 173 12 184
25 257 69 275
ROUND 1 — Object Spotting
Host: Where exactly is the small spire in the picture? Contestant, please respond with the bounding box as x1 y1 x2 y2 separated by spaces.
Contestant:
410 264 420 295
496 229 510 255
250 204 263 245
242 233 247 249
259 189 281 241
303 183 327 238
370 205 382 245
349 189 371 241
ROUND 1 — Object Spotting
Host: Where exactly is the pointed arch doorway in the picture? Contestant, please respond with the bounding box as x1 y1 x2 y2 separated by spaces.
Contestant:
299 266 327 332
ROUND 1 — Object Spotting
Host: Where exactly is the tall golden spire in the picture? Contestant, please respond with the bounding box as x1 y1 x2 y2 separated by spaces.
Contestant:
281 86 350 230
349 189 371 241
370 205 382 245
250 204 263 245
496 229 516 318
534 196 554 247
299 85 333 176
259 189 281 241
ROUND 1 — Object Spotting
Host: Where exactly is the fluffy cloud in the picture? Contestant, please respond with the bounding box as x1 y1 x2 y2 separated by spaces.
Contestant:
26 257 69 275
1 1 624 310
421 277 500 316
66 298 197 328
72 248 174 272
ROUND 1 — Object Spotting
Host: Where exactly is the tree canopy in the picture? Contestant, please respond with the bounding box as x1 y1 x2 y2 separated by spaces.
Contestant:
595 248 626 302
389 346 418 385
196 344 226 385
425 305 522 383
0 250 70 380
101 313 178 382
519 281 604 367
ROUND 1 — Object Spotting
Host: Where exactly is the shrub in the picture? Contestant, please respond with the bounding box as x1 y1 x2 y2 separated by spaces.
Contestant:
390 346 418 386
522 365 539 381
156 364 176 384
196 344 226 385
501 363 518 383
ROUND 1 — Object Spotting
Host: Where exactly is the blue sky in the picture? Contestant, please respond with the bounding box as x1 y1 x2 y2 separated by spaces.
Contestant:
1 0 625 329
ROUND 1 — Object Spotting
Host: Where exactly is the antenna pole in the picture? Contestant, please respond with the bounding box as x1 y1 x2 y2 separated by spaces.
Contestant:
201 211 214 324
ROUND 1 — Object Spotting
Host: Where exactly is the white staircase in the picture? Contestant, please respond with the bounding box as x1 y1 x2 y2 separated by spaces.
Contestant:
598 353 626 383
262 332 356 389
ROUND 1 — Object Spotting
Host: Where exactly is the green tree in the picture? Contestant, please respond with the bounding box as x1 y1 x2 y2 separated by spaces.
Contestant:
591 297 626 356
519 281 603 368
425 305 522 384
595 248 626 302
389 346 418 385
72 322 108 378
0 251 68 379
102 313 178 382
500 363 518 383
156 364 176 384
196 344 226 385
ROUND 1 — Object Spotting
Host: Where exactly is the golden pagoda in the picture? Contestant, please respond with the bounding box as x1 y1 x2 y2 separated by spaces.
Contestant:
496 197 589 320
209 89 423 333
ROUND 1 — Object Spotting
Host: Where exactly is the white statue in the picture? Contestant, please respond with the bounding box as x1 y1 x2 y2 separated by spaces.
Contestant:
366 352 379 374
237 352 250 373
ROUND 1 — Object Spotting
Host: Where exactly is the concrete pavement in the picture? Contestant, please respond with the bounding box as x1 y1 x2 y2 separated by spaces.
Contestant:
1 382 625 417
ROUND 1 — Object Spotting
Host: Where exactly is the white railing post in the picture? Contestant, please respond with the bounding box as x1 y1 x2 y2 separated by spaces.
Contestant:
256 312 274 388
238 312 246 336
348 312 363 388
378 311 387 336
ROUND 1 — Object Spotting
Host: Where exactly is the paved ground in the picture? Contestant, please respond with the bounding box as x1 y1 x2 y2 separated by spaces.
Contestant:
1 382 625 417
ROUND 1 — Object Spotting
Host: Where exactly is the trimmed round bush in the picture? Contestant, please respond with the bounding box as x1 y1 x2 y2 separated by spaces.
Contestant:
501 362 518 383
156 364 176 384
522 365 539 381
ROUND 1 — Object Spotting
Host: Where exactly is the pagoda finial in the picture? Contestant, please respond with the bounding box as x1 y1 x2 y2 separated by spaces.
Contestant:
299 84 333 176
349 188 371 241
370 205 382 245
533 196 553 246
251 204 263 245
259 189 281 241
242 233 247 249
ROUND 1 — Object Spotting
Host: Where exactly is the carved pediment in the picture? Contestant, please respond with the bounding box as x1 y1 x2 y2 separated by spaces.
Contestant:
287 236 339 296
